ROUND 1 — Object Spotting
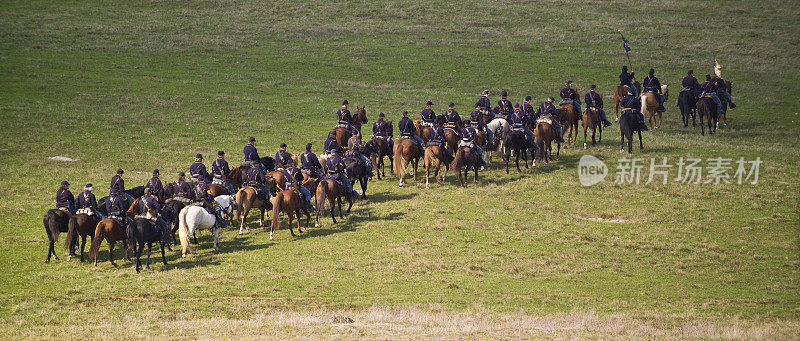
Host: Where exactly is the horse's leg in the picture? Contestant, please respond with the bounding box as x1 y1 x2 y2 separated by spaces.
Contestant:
700 113 706 136
474 165 478 184
80 236 87 262
288 211 296 237
239 204 249 235
620 129 625 152
330 198 337 224
638 131 643 150
515 151 521 172
160 241 167 265
135 242 144 273
146 242 152 269
213 226 220 251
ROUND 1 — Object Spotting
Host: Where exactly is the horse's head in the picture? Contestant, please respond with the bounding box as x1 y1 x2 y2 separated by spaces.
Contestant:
386 121 394 137
726 81 733 94
662 84 669 101
214 195 235 220
435 114 446 126
356 106 368 123
492 105 501 114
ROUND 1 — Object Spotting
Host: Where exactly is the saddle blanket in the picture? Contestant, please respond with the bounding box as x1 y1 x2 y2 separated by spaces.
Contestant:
76 208 94 216
558 99 573 106
536 118 553 125
420 121 433 127
134 214 156 222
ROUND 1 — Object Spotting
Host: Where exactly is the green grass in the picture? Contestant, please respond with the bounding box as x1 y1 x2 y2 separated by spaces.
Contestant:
1 0 799 338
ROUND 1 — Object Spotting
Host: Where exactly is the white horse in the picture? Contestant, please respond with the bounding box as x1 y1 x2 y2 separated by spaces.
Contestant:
177 195 235 258
485 118 511 163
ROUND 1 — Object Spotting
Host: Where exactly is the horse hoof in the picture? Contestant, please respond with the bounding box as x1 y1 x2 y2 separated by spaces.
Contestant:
67 255 72 261
619 149 624 153
583 143 587 149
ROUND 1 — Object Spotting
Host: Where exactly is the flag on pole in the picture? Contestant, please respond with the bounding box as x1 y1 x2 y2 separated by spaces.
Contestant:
714 57 723 78
621 33 631 52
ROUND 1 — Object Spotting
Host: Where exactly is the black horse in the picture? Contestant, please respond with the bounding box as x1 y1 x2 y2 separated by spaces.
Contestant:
697 97 718 136
502 130 536 174
127 218 168 273
344 155 369 199
43 209 71 262
677 90 697 127
619 111 646 154
162 199 189 246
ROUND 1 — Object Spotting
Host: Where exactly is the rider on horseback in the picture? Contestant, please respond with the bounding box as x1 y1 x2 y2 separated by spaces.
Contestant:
620 88 648 130
324 130 340 155
681 70 702 100
538 97 566 144
443 103 462 137
713 75 736 109
559 80 582 114
212 151 232 193
700 74 723 116
110 168 134 207
511 103 535 144
140 187 171 243
145 169 164 204
470 102 493 148
324 149 354 199
421 101 436 125
496 90 513 121
347 134 375 178
300 143 323 180
372 112 394 153
620 65 637 96
336 100 359 136
426 120 453 161
283 166 314 212
275 143 295 170
477 90 493 120
523 96 536 119
106 189 128 228
173 172 193 201
585 85 613 127
642 68 666 112
398 111 424 149
243 137 261 169
459 119 487 167
190 154 211 183
196 178 223 225
77 183 103 219
56 180 76 214
245 164 268 202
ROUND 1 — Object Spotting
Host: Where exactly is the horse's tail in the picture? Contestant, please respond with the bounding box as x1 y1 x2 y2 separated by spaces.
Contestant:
88 221 103 261
65 215 78 253
178 206 190 256
271 191 282 231
393 141 406 176
450 147 462 171
126 218 137 254
640 93 648 114
234 188 244 223
316 181 327 221
536 123 545 158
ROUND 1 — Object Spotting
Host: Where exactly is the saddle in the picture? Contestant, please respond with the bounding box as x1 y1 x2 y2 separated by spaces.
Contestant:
420 121 434 127
558 99 573 107
107 214 125 226
134 214 157 222
165 196 192 205
76 208 94 216
511 124 525 132
443 127 459 135
58 207 70 213
536 117 553 125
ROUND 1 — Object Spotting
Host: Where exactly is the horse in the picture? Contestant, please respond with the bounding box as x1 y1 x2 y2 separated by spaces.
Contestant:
127 218 167 273
424 145 452 188
485 117 511 163
613 81 641 120
344 156 369 199
43 209 71 262
65 211 100 262
89 218 130 267
718 81 733 128
364 137 392 180
393 137 421 187
351 106 368 133
640 85 668 131
677 89 697 127
533 120 560 166
227 156 276 191
177 195 235 257
582 107 604 148
163 199 189 247
269 189 310 240
697 96 718 136
300 172 319 197
558 103 580 146
414 115 445 145
266 170 287 193
443 127 461 155
503 130 533 173
333 127 352 151
619 111 646 153
235 186 273 234
451 145 480 187
315 178 353 226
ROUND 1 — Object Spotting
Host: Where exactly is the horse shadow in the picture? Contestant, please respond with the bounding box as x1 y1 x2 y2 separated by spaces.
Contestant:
361 191 417 204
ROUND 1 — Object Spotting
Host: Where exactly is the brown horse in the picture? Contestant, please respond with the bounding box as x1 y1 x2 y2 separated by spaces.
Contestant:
352 106 368 133
365 137 393 179
266 171 286 192
315 178 353 226
451 145 480 187
424 145 451 188
88 218 130 267
413 120 431 144
235 186 271 234
613 80 641 120
43 209 71 262
393 137 421 187
559 103 580 146
269 188 310 240
697 96 718 136
533 120 560 165
208 183 229 197
301 173 319 196
641 85 668 131
333 127 352 151
444 128 460 154
582 107 603 148
65 212 100 262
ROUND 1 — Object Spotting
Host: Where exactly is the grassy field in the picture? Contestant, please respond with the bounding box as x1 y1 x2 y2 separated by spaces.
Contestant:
1 0 799 338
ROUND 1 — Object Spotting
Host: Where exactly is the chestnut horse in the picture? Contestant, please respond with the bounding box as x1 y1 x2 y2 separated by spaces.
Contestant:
89 218 130 267
559 103 580 146
613 80 641 120
393 137 422 187
315 178 353 226
443 128 461 155
533 120 560 165
235 186 272 234
697 96 718 136
451 145 480 187
424 145 452 188
65 211 100 262
352 106 368 133
582 107 603 148
270 188 310 240
640 85 668 131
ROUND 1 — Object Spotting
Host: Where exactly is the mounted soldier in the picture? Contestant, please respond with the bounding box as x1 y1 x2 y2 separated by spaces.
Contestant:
347 133 375 178
323 130 340 155
398 110 424 149
585 85 612 127
372 112 394 152
77 183 103 219
56 180 76 214
477 90 493 121
642 68 666 112
713 75 736 109
275 143 295 170
282 165 314 212
559 80 582 114
537 97 566 144
420 101 436 125
145 169 165 204
522 96 536 120
106 189 128 229
620 88 648 129
443 103 462 136
190 154 211 183
510 103 535 144
681 70 702 100
496 90 513 121
139 187 172 243
336 100 359 136
458 119 486 167
620 65 637 96
426 120 453 161
212 150 233 193
470 102 493 147
195 178 221 222
244 163 269 202
324 149 354 200
172 172 193 202
242 137 261 171
700 74 723 116
300 143 323 180
109 168 134 206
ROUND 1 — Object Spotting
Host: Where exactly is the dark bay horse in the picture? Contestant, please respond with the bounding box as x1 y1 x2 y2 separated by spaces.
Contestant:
334 128 352 150
559 103 580 147
89 218 130 267
533 120 560 165
697 97 718 136
619 112 646 153
582 107 604 148
315 178 353 226
43 209 71 262
270 189 310 240
365 137 392 179
393 137 421 187
352 106 368 133
677 90 698 127
65 212 100 262
344 156 369 199
424 145 452 188
444 128 461 155
503 130 533 173
451 146 480 187
613 81 641 120
128 218 168 273
235 186 272 234
164 199 189 247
